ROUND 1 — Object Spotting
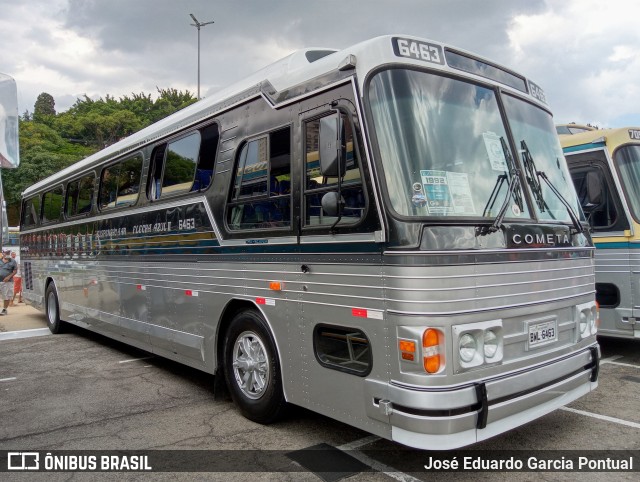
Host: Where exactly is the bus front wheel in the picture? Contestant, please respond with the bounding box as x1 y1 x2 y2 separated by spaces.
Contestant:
223 310 285 424
45 283 65 334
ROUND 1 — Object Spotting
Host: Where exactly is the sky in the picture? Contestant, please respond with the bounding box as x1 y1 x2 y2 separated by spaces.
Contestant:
1 0 639 128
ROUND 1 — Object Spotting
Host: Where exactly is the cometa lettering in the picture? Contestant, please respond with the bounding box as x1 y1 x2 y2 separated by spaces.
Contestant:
512 233 570 246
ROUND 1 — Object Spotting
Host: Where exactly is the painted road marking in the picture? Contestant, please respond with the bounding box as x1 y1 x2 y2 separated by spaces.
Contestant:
561 406 640 429
0 328 51 341
0 377 17 382
118 357 154 364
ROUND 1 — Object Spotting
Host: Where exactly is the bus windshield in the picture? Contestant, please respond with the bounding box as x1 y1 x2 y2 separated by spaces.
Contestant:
502 94 582 223
615 144 640 222
368 68 580 224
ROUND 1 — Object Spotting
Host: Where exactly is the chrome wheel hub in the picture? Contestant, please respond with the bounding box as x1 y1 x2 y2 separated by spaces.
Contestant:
232 331 270 400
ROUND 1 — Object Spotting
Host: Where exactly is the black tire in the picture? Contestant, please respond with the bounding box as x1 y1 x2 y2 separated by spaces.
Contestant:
45 283 65 334
223 310 286 424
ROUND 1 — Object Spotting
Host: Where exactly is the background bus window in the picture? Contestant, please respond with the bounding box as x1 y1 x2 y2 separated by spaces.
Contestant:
227 127 291 230
65 175 94 217
99 156 142 209
41 187 64 223
570 164 624 230
304 114 365 226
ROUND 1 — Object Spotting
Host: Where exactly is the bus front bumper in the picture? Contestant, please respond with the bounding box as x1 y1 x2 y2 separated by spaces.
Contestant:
366 344 599 450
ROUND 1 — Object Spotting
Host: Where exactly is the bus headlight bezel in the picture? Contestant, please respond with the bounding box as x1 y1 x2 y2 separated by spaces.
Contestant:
453 320 503 372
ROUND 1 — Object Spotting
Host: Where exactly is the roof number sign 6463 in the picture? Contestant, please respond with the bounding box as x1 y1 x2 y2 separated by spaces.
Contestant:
392 38 444 65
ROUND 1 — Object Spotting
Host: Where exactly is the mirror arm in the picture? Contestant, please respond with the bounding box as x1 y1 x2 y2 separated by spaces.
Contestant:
329 145 344 234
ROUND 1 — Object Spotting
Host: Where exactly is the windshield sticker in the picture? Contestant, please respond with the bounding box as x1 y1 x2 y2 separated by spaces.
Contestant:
411 182 427 207
447 172 476 215
483 132 508 171
512 204 522 217
420 170 475 215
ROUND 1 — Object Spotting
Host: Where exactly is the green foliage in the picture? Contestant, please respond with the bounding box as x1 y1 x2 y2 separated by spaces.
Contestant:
3 88 197 225
33 92 56 120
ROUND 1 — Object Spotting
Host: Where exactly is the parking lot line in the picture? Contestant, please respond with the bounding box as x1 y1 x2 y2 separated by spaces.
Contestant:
0 328 51 341
560 406 640 429
118 357 154 364
601 360 640 369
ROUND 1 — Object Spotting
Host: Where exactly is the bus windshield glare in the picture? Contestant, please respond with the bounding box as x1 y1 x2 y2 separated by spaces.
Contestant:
369 68 580 223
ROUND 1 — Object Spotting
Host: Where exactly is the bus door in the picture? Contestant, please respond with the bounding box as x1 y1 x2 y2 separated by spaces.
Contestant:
297 104 386 419
567 151 634 336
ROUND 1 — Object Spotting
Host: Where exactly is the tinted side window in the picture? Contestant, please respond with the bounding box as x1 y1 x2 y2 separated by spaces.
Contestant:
227 127 291 231
147 124 218 200
99 156 142 210
66 174 94 217
162 132 201 195
570 164 623 230
42 187 64 223
21 196 41 228
304 114 365 227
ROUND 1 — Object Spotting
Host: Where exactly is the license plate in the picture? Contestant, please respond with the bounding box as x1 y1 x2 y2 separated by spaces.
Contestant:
528 319 557 348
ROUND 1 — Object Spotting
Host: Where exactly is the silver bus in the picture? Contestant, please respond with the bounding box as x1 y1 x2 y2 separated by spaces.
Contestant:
20 35 599 449
561 126 640 339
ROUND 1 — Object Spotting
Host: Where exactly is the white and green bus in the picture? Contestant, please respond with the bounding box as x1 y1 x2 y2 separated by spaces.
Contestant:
20 35 599 449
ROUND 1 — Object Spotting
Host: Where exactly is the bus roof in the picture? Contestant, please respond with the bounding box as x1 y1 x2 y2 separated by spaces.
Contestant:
559 126 640 153
23 34 548 198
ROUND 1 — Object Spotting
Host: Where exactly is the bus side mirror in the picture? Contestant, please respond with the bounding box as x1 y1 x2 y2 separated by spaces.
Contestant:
583 171 603 212
321 191 345 217
319 114 346 178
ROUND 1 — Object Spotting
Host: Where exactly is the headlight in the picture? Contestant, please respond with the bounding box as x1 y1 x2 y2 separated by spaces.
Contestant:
592 304 599 334
579 311 588 334
484 330 499 358
459 333 476 362
589 307 597 334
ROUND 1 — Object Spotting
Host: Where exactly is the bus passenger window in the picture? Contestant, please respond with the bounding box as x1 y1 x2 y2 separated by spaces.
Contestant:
99 155 143 210
304 114 365 227
42 187 64 223
192 124 219 191
162 132 200 196
227 127 291 231
66 174 94 217
21 196 41 228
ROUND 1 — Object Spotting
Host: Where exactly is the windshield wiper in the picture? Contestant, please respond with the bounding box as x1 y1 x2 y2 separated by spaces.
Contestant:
478 137 522 236
520 140 585 235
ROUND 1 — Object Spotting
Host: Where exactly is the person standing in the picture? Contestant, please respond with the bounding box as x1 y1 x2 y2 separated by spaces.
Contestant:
10 250 21 305
0 249 17 315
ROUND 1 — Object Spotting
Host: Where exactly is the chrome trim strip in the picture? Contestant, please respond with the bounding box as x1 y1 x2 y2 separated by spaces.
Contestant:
384 247 595 255
387 291 594 316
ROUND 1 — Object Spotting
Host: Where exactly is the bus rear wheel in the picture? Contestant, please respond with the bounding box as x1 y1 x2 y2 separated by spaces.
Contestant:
223 310 285 424
45 283 65 334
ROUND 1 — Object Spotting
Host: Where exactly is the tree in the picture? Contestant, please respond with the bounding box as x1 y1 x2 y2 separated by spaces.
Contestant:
5 87 196 224
33 92 56 124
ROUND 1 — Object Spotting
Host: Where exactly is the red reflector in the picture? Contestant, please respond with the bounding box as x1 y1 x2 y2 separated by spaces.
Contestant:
352 308 367 318
401 352 415 361
185 290 193 296
256 297 266 305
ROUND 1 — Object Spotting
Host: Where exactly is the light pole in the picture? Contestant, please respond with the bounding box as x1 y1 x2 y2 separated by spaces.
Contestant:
189 13 214 100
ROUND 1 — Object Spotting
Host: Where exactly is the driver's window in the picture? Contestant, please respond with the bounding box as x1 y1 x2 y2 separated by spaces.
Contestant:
569 164 620 230
304 114 365 227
